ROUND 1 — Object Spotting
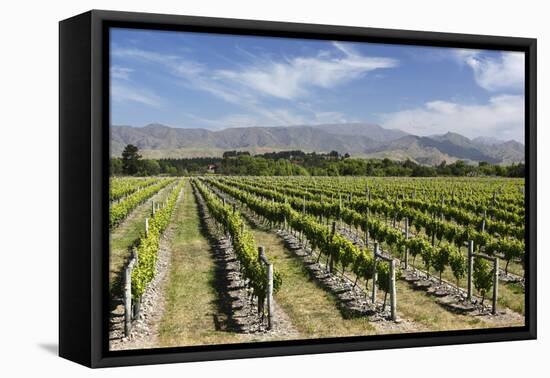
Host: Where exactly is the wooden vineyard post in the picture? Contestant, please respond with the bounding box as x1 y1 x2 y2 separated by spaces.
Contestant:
258 246 274 330
467 240 474 301
338 193 342 226
393 195 397 228
151 201 155 216
365 208 370 248
431 217 436 247
258 244 264 262
404 217 409 269
372 243 378 303
390 259 397 321
493 257 499 315
471 251 499 314
329 221 336 273
302 195 306 214
267 262 274 329
482 210 486 233
124 248 138 337
124 266 131 336
232 203 236 213
145 217 149 237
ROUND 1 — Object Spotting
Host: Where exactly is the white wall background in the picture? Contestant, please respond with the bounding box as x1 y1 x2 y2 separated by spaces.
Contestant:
0 0 546 376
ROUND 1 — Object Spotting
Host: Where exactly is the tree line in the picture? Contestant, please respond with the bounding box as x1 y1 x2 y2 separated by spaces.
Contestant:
111 144 525 177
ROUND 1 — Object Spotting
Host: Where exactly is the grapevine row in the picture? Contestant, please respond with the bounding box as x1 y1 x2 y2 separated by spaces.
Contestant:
110 177 161 202
110 178 176 229
192 178 281 310
217 177 524 273
206 177 502 294
131 179 185 298
201 178 399 296
243 176 524 225
230 177 524 235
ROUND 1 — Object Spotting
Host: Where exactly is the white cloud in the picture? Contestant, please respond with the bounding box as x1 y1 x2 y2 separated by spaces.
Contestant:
111 44 389 127
110 66 133 80
455 50 524 92
112 43 397 102
111 83 162 108
112 47 248 105
380 95 524 142
215 42 398 100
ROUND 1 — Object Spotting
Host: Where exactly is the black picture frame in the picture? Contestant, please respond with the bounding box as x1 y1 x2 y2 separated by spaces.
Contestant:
59 9 537 368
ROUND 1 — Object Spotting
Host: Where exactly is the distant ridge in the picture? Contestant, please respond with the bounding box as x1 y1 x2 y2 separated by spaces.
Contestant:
111 123 524 165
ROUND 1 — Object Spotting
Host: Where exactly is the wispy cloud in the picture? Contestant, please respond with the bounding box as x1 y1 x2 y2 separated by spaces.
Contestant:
109 63 163 108
454 50 524 92
111 83 163 108
215 42 398 100
112 47 247 105
110 66 134 80
380 95 524 142
112 43 395 127
112 44 397 102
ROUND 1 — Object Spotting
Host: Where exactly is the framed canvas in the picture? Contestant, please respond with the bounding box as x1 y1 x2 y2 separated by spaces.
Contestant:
59 9 536 368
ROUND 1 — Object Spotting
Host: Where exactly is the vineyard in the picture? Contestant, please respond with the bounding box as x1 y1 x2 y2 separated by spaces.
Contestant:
109 175 526 350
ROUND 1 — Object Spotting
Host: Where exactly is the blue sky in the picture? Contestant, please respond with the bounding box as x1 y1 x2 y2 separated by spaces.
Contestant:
110 28 525 142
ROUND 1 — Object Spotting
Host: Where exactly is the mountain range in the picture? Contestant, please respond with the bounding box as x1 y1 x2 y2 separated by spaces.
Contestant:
111 123 524 165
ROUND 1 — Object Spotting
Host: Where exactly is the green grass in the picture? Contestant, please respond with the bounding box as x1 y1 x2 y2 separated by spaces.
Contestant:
158 182 243 347
251 228 377 338
395 280 488 330
497 281 525 315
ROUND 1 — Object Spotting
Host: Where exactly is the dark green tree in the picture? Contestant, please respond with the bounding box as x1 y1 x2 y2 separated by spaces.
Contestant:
110 158 123 175
138 159 161 176
121 144 142 175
